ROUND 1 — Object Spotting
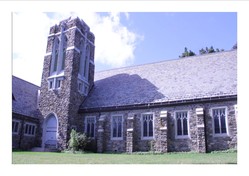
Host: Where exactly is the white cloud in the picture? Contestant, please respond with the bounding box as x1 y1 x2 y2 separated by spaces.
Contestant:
13 12 142 86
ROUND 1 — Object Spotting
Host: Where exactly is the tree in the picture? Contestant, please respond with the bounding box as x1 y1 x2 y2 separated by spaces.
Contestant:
199 48 207 55
179 47 196 58
198 46 224 55
232 43 237 50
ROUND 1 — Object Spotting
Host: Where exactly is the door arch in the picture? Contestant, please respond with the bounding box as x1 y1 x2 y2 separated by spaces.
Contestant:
43 113 58 149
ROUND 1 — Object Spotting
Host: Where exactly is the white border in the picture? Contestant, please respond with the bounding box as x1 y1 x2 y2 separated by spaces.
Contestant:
2 1 248 176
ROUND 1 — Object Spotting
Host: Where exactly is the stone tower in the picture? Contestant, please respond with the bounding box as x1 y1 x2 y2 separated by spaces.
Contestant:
38 17 95 150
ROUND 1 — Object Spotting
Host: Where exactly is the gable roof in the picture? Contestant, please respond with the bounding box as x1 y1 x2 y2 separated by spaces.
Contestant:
12 76 40 118
80 50 237 111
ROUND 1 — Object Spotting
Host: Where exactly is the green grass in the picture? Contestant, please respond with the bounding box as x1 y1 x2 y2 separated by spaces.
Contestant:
12 151 237 164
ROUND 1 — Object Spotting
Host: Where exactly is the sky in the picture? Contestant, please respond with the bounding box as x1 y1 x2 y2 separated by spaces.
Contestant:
13 12 237 86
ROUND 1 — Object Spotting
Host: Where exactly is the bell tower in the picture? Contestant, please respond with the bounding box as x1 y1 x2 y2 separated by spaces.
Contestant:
38 17 95 150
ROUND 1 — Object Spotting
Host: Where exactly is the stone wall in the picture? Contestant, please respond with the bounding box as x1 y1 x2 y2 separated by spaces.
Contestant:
81 100 237 153
12 113 41 150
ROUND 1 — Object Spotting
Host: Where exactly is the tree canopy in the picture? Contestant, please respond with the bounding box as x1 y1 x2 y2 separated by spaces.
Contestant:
179 46 225 58
179 47 196 58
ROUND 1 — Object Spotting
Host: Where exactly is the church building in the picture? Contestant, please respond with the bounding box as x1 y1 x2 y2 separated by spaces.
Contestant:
12 17 237 153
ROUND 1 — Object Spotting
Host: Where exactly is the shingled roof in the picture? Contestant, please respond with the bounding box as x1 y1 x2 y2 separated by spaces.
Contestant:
80 50 237 111
12 76 40 118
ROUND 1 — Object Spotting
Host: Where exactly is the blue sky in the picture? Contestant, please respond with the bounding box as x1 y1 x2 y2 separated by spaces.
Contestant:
117 12 237 68
13 12 237 85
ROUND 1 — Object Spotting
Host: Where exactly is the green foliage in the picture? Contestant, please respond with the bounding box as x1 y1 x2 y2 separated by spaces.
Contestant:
180 46 225 58
199 46 224 55
68 129 78 153
77 133 89 151
68 129 89 153
179 47 196 58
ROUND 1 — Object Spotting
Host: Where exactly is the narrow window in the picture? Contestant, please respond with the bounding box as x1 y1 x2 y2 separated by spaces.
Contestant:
49 81 53 89
142 114 153 138
61 48 66 70
212 108 228 135
53 48 58 72
78 82 82 92
24 123 36 136
55 79 61 89
12 121 20 134
175 111 189 138
85 117 95 138
112 115 123 139
84 46 89 78
61 37 67 71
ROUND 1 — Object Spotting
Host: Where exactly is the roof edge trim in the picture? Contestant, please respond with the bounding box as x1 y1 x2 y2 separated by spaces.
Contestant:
79 95 237 113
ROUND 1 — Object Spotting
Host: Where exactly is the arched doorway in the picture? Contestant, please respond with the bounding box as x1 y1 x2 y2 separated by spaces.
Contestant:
43 114 58 149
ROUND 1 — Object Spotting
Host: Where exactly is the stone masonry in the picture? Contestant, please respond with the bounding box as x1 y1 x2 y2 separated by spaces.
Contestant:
38 17 95 150
81 100 237 153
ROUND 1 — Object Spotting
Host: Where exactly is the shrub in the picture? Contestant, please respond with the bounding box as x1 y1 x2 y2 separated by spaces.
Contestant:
77 133 89 151
68 129 78 153
68 129 90 153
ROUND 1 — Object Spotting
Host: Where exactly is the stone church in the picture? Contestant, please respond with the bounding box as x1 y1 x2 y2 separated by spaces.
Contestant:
12 17 237 153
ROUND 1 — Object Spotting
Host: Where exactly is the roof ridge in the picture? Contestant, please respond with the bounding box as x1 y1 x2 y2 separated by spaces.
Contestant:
96 49 237 73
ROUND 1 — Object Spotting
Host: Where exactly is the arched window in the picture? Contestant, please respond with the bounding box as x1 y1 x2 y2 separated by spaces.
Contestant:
84 45 90 78
61 37 67 71
175 111 189 138
51 37 60 74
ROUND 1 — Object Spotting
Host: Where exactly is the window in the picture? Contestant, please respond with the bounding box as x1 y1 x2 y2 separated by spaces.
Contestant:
78 82 82 92
212 107 228 136
12 121 20 134
85 117 95 138
84 46 90 78
49 80 53 89
77 80 89 96
175 111 189 138
24 123 36 136
53 48 59 72
55 79 61 89
111 115 123 140
62 48 66 70
142 113 154 139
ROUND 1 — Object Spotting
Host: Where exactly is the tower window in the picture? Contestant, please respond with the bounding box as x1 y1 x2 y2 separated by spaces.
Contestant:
55 80 61 89
49 80 53 89
53 48 59 72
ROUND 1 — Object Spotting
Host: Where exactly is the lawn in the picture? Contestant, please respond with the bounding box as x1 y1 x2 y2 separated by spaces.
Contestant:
12 151 237 164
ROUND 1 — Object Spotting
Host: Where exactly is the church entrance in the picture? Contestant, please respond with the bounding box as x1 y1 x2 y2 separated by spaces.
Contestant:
43 114 58 149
